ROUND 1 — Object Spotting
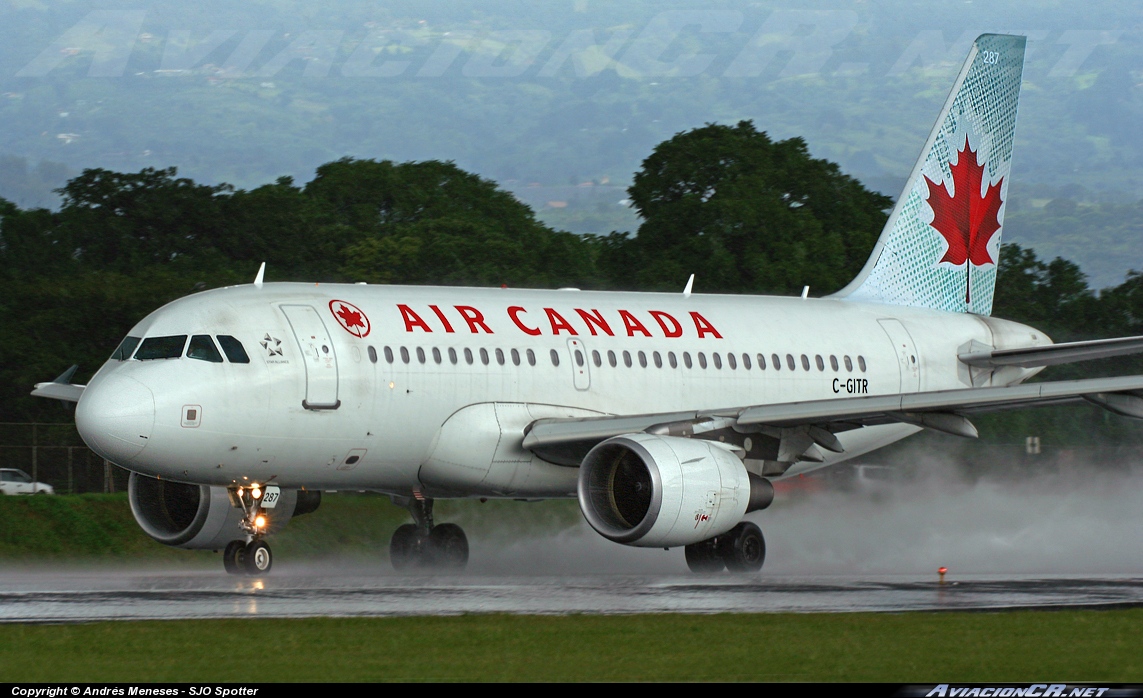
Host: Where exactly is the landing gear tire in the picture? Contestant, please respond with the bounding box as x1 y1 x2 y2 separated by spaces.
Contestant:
429 523 469 570
719 522 765 573
389 523 426 571
244 540 273 575
223 540 247 576
685 539 726 573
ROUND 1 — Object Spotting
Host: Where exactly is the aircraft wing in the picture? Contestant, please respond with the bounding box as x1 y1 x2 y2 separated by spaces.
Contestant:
522 374 1143 459
958 335 1143 368
30 365 85 403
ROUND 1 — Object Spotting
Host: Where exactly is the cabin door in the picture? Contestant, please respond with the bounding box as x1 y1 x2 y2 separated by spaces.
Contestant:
281 304 341 409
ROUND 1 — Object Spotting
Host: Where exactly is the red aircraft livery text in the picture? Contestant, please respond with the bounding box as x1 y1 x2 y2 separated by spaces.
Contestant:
394 304 723 339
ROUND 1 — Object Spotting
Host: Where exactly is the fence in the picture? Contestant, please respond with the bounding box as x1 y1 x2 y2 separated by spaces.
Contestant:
0 423 128 494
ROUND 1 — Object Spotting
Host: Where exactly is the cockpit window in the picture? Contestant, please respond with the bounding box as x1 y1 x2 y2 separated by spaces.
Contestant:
134 335 188 360
217 335 250 364
187 335 224 363
111 336 141 361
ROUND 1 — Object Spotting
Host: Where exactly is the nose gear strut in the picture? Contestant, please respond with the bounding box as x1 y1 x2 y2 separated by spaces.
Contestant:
222 484 276 576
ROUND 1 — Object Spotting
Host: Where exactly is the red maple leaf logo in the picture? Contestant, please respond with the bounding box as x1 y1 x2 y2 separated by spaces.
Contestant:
923 136 1005 304
329 299 371 337
336 304 364 329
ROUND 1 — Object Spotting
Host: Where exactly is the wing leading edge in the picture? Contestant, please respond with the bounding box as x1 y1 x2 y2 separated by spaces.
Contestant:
522 374 1143 464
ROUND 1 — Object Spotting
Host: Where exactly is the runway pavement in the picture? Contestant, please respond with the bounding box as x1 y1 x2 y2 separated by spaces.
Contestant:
1 566 1140 623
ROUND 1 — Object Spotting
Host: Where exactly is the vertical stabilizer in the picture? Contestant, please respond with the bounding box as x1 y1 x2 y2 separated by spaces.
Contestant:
835 34 1026 315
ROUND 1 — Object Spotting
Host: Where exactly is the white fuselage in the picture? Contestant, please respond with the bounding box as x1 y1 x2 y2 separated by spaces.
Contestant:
75 282 1048 497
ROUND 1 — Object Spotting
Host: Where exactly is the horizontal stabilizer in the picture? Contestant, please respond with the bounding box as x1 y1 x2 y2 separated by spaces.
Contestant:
959 335 1143 368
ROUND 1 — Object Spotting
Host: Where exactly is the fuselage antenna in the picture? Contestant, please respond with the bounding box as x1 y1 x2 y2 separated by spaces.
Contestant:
254 262 266 289
683 274 694 298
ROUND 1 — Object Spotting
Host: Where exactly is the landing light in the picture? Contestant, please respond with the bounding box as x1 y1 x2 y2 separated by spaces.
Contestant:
251 485 262 500
255 515 267 529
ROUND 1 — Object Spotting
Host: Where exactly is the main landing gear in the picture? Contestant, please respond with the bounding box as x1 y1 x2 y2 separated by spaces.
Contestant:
389 497 469 571
684 521 766 574
223 484 275 576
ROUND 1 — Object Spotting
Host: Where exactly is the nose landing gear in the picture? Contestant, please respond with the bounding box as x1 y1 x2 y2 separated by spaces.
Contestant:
222 484 277 576
389 496 469 571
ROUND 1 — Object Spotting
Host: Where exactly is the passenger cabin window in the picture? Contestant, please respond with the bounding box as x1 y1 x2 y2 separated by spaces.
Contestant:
698 352 707 369
112 336 141 361
683 352 692 369
743 354 752 370
844 355 853 372
135 335 187 361
512 349 521 366
637 351 646 368
368 346 378 363
713 353 722 369
830 355 839 371
801 354 810 371
608 351 617 368
384 346 394 363
496 348 505 366
550 349 560 366
449 348 458 365
727 353 736 370
187 335 223 363
432 348 442 364
400 347 410 364
772 354 781 370
217 336 250 364
858 356 867 372
668 352 678 368
786 354 795 371
480 348 490 365
815 355 825 371
464 348 474 365
592 350 602 368
527 349 536 366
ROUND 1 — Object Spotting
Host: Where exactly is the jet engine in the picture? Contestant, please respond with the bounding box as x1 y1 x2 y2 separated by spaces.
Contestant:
577 433 773 548
127 472 320 550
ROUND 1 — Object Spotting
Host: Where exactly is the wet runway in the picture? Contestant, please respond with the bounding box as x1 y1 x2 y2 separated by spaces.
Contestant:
1 567 1141 623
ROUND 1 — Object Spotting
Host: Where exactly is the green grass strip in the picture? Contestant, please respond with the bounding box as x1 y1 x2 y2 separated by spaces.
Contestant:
2 609 1141 682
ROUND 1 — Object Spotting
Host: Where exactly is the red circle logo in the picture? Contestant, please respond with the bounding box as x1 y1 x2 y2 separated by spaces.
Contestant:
329 300 370 338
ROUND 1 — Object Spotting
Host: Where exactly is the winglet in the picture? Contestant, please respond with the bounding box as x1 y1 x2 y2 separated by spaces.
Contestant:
683 274 694 298
253 262 265 289
31 364 85 403
53 364 79 384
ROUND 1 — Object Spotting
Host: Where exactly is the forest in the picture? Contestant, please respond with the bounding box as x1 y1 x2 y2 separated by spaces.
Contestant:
3 119 1143 450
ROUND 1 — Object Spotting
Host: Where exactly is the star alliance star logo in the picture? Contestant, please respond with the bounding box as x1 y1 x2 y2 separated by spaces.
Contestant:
261 334 283 356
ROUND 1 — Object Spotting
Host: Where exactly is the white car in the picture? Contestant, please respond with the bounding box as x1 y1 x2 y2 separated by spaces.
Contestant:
0 469 54 495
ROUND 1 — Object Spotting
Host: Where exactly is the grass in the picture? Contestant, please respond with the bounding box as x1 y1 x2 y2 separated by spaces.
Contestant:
1 609 1141 682
0 492 582 563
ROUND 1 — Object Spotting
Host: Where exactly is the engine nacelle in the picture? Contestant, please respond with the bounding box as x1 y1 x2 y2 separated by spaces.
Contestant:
577 433 773 548
128 472 320 550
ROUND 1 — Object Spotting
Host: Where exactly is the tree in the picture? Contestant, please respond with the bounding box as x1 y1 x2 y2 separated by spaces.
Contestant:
600 121 892 294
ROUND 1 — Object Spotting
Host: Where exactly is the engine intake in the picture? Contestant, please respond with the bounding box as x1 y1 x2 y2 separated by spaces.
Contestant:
578 433 772 548
128 472 317 549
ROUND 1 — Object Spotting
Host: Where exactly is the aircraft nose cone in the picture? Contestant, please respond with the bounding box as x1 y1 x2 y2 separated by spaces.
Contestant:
76 374 155 466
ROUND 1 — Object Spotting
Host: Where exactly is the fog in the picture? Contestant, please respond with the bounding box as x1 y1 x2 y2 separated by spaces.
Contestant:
459 446 1143 579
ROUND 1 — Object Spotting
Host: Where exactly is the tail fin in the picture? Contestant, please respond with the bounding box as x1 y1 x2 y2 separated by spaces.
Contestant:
835 34 1026 315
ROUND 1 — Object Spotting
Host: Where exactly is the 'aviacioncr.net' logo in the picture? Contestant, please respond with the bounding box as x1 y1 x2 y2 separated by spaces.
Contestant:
329 299 371 338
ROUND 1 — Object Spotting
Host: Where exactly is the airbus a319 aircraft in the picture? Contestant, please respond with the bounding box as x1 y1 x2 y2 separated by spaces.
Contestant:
35 34 1143 575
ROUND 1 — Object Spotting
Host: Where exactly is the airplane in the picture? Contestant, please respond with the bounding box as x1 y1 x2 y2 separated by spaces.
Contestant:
32 34 1143 576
